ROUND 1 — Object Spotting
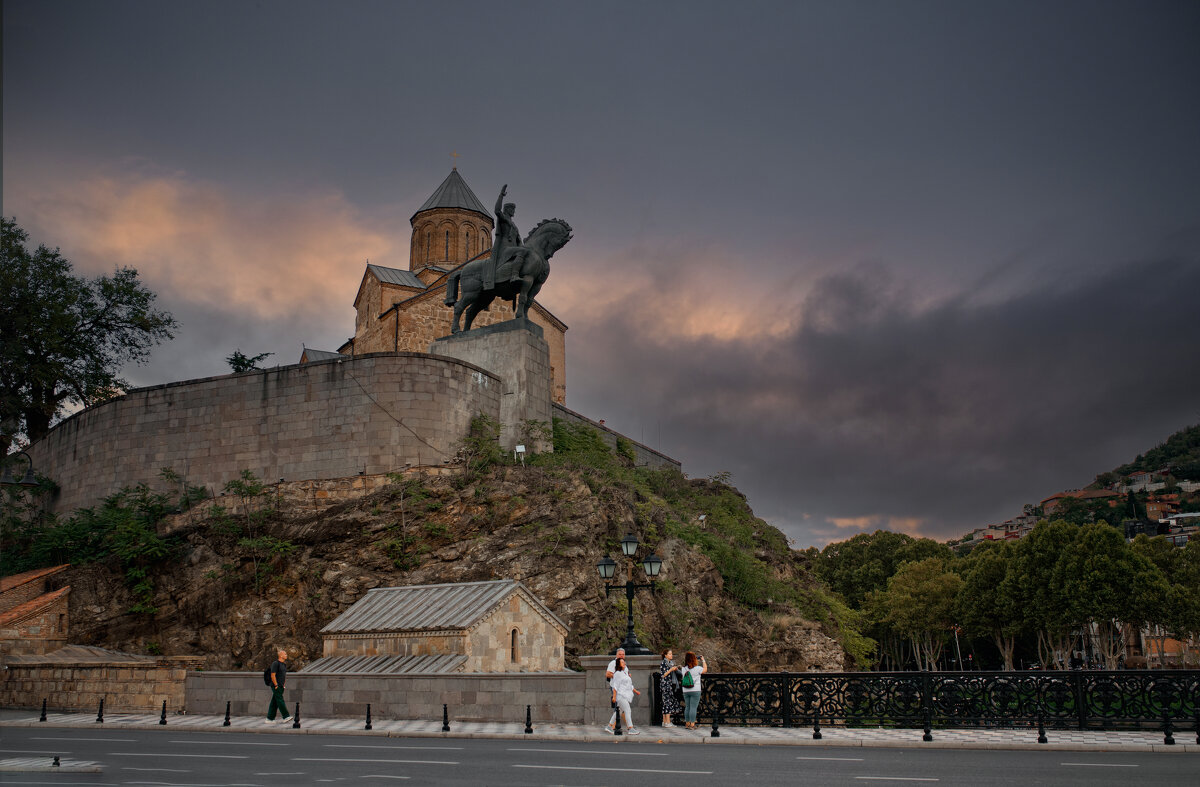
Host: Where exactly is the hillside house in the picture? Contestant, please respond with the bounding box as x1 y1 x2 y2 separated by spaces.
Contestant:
0 565 71 657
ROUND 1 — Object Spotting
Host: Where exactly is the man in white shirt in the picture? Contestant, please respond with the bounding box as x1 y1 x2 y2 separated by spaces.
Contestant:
604 648 629 732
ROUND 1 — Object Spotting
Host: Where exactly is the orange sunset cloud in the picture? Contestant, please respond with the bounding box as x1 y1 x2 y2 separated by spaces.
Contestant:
20 169 401 322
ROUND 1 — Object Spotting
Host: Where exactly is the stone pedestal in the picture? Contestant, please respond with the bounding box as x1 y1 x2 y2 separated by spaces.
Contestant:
580 653 662 728
430 319 553 452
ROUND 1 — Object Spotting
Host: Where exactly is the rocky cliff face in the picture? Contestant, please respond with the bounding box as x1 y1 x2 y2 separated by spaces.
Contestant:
62 464 847 673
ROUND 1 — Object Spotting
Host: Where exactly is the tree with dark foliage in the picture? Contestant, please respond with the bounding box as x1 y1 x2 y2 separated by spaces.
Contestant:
1 217 177 453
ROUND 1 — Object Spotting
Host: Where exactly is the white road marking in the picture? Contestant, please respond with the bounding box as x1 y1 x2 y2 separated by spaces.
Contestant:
0 749 65 754
168 740 291 746
294 757 459 765
1060 762 1139 767
362 777 412 781
799 756 865 761
323 744 463 750
506 747 669 756
855 778 939 782
122 767 191 773
254 774 306 776
30 736 136 742
513 764 714 775
113 752 250 759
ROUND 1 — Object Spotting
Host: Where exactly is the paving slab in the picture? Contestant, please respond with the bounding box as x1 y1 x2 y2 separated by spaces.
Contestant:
1 711 1195 752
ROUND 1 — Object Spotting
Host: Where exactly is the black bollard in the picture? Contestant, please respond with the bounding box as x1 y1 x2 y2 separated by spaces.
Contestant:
525 704 533 734
52 755 60 767
922 705 932 742
365 703 372 731
39 698 47 723
442 703 450 732
292 702 301 729
159 700 168 725
96 698 104 724
1163 711 1175 746
1037 711 1047 744
711 711 720 738
223 700 231 727
1195 707 1199 745
614 703 623 736
812 716 822 740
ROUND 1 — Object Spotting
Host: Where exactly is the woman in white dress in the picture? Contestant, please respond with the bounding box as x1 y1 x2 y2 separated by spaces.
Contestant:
609 656 641 735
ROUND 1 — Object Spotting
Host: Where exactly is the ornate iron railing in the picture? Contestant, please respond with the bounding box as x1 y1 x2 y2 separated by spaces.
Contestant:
651 670 1200 731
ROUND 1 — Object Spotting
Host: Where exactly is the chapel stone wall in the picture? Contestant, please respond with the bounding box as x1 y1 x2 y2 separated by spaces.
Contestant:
467 594 565 673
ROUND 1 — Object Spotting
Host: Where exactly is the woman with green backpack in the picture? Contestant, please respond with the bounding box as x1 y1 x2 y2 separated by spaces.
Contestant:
679 651 707 729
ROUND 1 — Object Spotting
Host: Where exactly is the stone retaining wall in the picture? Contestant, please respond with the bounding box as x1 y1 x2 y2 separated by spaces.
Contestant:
185 671 588 724
27 353 502 515
1 657 204 713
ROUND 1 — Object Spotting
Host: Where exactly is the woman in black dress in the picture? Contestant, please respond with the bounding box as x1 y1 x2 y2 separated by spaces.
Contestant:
659 648 682 727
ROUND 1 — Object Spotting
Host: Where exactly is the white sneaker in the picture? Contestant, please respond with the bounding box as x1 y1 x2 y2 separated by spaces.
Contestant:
662 722 674 727
603 726 613 734
264 719 276 725
627 728 640 735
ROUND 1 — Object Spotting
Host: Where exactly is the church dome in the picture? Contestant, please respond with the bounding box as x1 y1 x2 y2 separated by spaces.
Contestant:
410 168 490 221
409 168 494 269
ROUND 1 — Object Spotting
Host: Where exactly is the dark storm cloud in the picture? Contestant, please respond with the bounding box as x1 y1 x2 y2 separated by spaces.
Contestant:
569 253 1200 545
6 0 1200 547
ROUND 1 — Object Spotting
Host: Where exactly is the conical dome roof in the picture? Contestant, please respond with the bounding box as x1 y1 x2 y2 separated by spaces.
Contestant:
411 169 490 221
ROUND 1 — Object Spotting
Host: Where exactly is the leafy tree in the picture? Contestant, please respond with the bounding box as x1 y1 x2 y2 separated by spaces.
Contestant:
957 541 1023 669
878 557 962 670
816 530 951 609
1007 521 1076 669
226 349 274 373
1 217 177 451
1054 523 1168 669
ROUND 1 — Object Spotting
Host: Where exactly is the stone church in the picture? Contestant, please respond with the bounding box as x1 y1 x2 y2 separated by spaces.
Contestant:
302 168 568 404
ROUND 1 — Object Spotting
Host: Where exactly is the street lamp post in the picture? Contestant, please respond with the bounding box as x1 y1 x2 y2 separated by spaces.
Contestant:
0 450 38 488
596 533 663 656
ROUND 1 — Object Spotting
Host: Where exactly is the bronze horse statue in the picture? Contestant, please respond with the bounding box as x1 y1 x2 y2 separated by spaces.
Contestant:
444 217 573 333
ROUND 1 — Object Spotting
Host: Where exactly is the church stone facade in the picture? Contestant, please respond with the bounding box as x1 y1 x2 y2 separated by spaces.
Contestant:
325 168 568 405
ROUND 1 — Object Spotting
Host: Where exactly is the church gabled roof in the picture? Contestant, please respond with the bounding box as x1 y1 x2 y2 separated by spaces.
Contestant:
367 264 426 289
411 168 490 221
320 579 567 635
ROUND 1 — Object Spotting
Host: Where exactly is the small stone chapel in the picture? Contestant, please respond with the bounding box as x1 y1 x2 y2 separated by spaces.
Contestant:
311 579 569 674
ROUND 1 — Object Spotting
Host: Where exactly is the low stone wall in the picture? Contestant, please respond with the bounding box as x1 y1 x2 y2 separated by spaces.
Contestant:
1 657 203 713
552 404 680 470
186 670 588 724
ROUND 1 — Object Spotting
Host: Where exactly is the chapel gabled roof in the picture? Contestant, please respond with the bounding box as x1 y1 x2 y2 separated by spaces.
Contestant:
367 264 426 290
320 579 566 635
411 168 491 221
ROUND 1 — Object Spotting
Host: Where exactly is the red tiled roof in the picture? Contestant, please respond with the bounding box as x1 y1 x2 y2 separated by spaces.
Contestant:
0 586 69 626
0 564 70 593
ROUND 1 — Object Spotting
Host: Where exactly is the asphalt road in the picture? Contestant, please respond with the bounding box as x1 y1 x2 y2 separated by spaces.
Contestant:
0 727 1195 786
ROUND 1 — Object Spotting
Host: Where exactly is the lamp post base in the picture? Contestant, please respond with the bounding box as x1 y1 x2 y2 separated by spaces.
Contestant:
614 635 654 656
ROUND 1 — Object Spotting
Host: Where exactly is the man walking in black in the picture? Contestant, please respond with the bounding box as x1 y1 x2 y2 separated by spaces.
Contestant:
265 649 290 724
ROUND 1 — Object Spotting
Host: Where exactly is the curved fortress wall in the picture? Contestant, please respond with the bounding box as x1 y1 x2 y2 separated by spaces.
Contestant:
27 353 503 514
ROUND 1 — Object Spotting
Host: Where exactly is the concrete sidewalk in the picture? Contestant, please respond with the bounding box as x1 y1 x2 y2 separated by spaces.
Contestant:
1 710 1195 752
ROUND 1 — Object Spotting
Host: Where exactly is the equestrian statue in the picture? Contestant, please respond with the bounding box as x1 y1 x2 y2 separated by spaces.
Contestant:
444 184 573 333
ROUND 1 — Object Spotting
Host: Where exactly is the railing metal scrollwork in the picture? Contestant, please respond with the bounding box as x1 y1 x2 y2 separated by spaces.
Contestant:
650 670 1200 731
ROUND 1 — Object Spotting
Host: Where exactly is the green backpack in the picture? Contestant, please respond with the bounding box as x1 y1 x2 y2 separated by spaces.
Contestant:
681 668 695 689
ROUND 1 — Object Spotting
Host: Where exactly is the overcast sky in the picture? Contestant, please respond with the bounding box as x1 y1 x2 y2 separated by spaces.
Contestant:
5 1 1199 547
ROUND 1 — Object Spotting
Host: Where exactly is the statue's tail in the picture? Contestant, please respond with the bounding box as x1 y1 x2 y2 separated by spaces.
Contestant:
444 272 459 305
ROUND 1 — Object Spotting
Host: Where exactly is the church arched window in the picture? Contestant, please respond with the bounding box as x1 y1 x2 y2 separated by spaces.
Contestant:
445 231 449 260
466 228 471 257
510 627 520 663
424 230 431 262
